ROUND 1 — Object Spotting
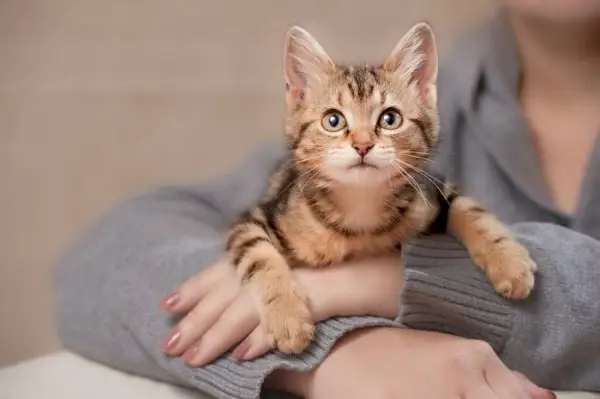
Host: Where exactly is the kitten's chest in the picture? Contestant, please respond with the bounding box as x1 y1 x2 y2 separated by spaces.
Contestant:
331 185 393 231
337 197 384 232
279 189 406 266
284 219 401 266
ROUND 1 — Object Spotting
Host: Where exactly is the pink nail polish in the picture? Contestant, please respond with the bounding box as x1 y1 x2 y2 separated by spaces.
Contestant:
161 292 180 309
232 344 249 360
161 331 181 352
183 345 199 363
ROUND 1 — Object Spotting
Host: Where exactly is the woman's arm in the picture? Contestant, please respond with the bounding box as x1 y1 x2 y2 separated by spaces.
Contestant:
267 223 600 396
267 328 554 399
154 223 600 396
401 223 600 392
54 142 398 399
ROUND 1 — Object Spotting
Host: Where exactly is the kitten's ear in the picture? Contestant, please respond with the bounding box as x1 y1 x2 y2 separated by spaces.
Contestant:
284 26 334 102
384 22 438 106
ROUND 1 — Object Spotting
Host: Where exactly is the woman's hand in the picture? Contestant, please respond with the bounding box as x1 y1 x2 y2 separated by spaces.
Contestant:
267 327 556 399
159 254 403 366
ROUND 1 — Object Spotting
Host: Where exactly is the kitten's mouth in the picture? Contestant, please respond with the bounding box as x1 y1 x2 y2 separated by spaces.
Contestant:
349 162 377 170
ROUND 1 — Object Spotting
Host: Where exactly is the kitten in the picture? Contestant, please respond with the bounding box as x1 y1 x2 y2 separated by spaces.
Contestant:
226 23 536 354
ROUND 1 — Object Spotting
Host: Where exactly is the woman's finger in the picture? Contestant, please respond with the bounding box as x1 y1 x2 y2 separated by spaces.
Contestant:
183 291 260 366
484 361 530 399
160 258 233 314
512 372 557 399
232 325 274 361
465 381 499 399
162 278 239 356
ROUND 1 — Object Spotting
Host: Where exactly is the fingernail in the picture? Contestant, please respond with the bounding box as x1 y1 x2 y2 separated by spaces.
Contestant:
183 345 199 364
161 331 181 353
161 291 180 310
240 349 254 361
232 343 250 360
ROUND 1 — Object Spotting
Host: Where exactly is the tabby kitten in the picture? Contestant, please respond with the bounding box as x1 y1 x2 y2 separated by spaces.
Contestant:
226 23 536 354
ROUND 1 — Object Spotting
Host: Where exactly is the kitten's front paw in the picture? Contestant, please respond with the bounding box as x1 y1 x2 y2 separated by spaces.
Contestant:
479 238 537 300
264 294 315 354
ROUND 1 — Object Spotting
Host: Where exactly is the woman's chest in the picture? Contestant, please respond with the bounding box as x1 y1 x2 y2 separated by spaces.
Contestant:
528 124 598 214
446 122 600 240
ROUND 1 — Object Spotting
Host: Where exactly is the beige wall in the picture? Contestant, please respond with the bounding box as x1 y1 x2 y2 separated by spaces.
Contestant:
0 0 493 366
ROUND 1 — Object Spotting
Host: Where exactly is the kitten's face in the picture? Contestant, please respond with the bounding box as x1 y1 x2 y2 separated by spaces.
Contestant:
284 24 439 187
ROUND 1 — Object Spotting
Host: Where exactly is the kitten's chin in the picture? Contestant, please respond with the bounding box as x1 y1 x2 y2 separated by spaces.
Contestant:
324 165 391 186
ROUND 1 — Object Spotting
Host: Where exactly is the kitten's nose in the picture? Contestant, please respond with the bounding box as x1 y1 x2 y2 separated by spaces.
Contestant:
352 143 374 157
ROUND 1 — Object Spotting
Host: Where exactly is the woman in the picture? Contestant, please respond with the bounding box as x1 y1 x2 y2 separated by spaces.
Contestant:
56 1 600 398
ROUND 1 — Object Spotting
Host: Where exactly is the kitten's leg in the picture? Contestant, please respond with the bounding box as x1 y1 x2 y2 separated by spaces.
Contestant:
446 195 536 299
226 211 314 354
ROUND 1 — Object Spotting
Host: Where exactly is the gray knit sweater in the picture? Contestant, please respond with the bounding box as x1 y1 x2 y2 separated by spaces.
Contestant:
55 15 600 398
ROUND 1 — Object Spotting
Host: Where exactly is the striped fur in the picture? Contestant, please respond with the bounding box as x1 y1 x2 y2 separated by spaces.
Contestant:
226 24 536 354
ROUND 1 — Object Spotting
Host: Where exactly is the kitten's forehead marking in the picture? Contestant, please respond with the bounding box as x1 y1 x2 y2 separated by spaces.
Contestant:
342 65 379 101
336 65 387 129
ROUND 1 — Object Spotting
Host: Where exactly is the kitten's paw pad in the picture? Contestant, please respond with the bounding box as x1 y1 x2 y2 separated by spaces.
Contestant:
264 295 314 354
481 239 536 300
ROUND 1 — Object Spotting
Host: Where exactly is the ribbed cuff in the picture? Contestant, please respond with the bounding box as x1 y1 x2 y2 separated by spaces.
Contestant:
401 235 517 353
171 317 401 399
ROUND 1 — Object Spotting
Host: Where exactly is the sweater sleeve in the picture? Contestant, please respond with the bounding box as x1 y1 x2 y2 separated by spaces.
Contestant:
401 222 600 392
54 141 399 399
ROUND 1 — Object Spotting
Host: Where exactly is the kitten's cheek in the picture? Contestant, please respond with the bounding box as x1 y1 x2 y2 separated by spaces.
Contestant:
321 165 339 181
322 157 341 177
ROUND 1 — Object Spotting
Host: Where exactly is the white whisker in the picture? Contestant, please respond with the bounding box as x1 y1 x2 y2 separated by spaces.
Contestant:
396 159 449 205
390 162 432 209
297 168 321 199
274 165 321 202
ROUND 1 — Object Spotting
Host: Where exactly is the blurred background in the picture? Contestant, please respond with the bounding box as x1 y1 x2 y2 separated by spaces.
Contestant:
0 0 494 366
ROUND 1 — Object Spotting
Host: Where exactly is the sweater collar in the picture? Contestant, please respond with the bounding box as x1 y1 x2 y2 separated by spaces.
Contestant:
459 13 600 226
460 14 567 219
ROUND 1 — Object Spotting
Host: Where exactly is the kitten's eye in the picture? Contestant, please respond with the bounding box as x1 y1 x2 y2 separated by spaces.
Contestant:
322 110 347 132
378 108 403 130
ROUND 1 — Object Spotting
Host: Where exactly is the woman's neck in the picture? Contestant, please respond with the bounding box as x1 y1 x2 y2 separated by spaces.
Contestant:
507 12 600 213
508 12 600 102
